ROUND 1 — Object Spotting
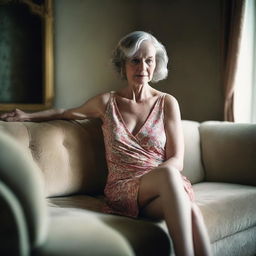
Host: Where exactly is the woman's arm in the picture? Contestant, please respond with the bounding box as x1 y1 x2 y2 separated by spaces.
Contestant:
160 94 184 171
0 92 110 122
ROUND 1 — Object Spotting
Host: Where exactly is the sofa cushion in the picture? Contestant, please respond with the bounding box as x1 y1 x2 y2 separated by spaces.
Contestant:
211 226 256 256
47 194 106 213
0 132 47 249
47 182 256 256
49 182 256 247
37 207 134 256
182 121 205 184
0 119 205 198
0 120 108 197
193 182 256 243
199 121 256 185
42 203 171 256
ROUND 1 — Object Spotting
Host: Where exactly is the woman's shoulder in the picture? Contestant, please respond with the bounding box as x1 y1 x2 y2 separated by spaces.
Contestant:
94 91 114 105
150 90 178 106
162 93 181 117
83 91 113 119
163 93 179 105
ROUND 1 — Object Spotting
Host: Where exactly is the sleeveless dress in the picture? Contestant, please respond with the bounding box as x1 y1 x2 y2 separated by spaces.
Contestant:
102 92 194 218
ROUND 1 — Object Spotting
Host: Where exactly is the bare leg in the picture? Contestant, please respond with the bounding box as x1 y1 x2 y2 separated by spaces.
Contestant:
191 204 212 256
138 166 194 256
138 166 212 256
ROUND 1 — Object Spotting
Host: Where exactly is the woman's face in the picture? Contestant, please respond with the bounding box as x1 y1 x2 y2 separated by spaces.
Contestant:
124 41 156 87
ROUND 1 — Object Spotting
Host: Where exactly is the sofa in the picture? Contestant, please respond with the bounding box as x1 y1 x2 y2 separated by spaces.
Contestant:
0 119 255 256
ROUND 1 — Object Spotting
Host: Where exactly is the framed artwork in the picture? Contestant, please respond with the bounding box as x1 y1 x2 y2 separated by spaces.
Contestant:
0 0 53 111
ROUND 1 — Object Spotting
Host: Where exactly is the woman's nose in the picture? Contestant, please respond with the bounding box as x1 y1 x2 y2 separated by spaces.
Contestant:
138 60 146 71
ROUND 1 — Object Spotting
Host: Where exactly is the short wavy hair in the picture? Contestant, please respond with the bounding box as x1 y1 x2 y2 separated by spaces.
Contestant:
112 31 169 83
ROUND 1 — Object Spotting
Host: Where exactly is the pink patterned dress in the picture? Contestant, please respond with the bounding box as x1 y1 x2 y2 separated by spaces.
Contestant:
102 92 194 218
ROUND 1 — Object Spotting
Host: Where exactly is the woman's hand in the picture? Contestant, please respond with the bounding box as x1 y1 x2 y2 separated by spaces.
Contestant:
0 109 30 122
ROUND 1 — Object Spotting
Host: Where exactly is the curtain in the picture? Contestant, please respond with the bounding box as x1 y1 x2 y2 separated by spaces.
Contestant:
222 0 246 121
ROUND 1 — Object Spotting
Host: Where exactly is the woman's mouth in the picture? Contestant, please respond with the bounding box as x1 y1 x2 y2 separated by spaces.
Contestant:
135 75 147 77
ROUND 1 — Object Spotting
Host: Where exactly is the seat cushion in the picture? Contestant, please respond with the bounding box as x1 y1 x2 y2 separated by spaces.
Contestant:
193 182 256 243
47 195 172 256
36 207 134 256
46 182 256 255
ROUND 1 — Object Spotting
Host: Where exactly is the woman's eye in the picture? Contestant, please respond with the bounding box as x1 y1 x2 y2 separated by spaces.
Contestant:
146 59 153 64
131 58 140 64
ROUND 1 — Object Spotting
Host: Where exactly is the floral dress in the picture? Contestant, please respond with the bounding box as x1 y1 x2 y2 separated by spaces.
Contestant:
102 92 194 218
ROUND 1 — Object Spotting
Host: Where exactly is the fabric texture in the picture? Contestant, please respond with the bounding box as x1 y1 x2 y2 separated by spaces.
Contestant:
222 0 246 121
0 119 108 197
40 207 134 256
200 121 256 185
102 92 194 218
0 132 47 248
1 119 256 256
182 120 205 184
193 182 256 243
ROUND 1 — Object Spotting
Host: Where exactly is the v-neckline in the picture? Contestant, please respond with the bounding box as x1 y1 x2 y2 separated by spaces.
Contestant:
113 94 161 138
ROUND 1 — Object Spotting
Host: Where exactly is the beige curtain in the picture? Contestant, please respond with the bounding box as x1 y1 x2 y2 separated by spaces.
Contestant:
222 0 245 121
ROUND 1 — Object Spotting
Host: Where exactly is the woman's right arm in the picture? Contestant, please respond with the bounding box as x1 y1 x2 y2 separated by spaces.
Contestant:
0 92 110 122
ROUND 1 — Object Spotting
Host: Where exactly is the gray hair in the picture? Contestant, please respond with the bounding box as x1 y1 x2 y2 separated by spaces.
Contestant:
112 31 169 83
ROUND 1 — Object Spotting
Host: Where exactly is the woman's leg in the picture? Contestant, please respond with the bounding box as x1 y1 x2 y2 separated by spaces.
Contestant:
191 204 212 256
138 166 212 256
138 166 194 256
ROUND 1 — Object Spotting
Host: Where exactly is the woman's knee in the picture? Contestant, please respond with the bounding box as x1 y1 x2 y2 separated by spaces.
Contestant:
191 203 205 223
138 166 181 206
156 166 181 184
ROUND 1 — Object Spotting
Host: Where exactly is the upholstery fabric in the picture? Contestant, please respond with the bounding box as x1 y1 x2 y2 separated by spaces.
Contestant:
0 181 29 256
0 132 47 248
37 207 134 256
212 226 256 256
193 182 256 243
182 120 205 184
0 120 256 256
48 182 256 256
0 120 108 197
39 205 171 256
200 121 256 185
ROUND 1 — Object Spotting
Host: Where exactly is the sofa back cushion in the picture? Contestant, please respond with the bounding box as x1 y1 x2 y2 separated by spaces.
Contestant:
0 120 108 197
182 121 205 184
0 119 205 197
199 121 256 185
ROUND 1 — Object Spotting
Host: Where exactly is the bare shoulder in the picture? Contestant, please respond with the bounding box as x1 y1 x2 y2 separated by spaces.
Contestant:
95 91 112 105
88 91 112 117
67 91 112 120
164 94 180 111
163 93 182 123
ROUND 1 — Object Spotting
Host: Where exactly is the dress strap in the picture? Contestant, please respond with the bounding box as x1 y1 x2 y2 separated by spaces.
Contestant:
160 93 167 110
103 91 115 121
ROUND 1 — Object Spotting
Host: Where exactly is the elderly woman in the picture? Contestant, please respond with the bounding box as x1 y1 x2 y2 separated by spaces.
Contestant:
1 31 212 256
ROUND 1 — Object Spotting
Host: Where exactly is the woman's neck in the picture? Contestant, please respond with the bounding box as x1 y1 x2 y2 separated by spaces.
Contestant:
126 83 153 102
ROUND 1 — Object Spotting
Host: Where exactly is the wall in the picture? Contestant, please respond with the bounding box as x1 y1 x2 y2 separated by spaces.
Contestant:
54 0 223 121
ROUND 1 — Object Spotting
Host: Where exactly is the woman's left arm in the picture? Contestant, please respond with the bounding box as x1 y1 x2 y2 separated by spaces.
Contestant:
160 94 184 171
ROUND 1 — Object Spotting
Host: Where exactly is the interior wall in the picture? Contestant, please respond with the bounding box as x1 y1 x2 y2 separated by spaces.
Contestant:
54 0 223 121
138 0 223 121
54 0 138 108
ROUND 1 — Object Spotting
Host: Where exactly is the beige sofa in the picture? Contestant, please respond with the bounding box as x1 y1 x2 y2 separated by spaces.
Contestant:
0 119 256 256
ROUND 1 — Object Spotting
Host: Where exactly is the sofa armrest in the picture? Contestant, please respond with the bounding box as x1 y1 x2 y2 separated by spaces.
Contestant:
199 121 256 186
0 132 48 253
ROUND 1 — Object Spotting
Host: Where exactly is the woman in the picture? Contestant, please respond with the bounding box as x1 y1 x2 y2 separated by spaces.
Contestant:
1 31 212 256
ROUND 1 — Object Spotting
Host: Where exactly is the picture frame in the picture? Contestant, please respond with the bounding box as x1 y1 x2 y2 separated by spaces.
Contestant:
0 0 54 112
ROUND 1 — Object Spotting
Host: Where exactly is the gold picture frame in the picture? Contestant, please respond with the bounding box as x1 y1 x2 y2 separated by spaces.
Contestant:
0 0 53 112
